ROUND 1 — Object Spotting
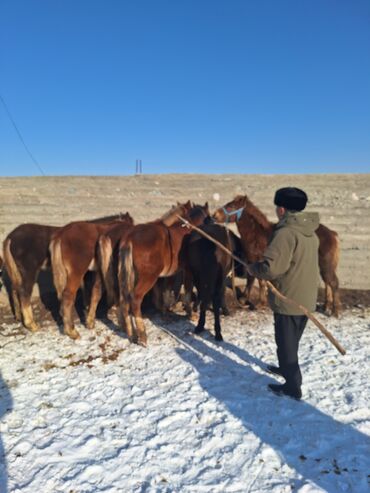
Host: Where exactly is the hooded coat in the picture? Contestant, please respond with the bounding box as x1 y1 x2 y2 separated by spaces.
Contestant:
248 211 320 315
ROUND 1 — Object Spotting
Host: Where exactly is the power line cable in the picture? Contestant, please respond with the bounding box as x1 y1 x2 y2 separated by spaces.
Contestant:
0 93 45 175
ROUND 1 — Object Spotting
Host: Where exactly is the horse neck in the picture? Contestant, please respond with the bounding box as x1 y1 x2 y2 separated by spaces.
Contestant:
241 199 273 232
236 205 274 259
165 222 191 255
161 214 179 227
96 220 126 233
160 205 185 226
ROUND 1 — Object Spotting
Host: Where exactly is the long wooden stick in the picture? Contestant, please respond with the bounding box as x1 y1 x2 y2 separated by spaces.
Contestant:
177 215 346 356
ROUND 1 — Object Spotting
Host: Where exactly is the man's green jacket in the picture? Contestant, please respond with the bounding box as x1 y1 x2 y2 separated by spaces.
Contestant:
248 211 320 315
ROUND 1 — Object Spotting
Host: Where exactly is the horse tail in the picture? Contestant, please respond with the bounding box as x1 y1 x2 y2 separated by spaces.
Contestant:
49 237 67 300
119 241 135 306
98 235 115 305
3 239 22 288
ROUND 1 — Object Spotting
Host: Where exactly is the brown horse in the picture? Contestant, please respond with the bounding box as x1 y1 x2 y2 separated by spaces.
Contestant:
118 202 210 346
49 213 134 339
2 214 128 333
213 195 341 317
3 223 61 332
97 202 193 310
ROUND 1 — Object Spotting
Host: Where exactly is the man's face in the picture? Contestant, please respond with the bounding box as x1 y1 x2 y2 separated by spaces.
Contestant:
275 206 286 220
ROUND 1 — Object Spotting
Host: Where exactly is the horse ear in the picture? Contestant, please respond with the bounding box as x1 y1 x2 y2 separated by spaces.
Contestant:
204 201 209 210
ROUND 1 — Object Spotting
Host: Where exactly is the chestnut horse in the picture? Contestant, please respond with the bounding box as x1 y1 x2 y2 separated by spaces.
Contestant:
96 202 193 310
49 213 134 339
118 202 210 346
213 195 341 317
2 214 128 333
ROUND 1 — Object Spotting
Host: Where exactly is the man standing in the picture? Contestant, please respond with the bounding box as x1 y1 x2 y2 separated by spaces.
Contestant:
247 187 320 400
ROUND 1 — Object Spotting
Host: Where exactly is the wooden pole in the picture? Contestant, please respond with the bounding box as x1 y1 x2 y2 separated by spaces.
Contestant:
177 215 346 356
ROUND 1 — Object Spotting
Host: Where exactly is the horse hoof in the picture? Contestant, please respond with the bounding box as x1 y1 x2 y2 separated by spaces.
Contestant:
194 326 204 334
86 319 95 330
27 323 40 333
215 334 223 342
138 339 147 348
66 329 80 340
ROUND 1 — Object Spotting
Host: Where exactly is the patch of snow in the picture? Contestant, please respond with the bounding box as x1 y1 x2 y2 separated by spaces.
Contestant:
0 310 369 492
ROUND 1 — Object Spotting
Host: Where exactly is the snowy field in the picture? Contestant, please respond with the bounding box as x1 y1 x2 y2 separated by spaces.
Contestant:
0 307 369 493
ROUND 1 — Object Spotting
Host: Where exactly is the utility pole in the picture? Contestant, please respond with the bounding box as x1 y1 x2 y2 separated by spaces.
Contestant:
135 159 143 174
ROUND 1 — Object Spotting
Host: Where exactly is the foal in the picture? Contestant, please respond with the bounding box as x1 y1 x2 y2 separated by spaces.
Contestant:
213 195 341 317
118 203 210 346
183 223 245 341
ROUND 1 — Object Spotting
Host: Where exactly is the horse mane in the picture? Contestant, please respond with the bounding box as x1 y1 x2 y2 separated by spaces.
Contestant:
89 213 129 223
160 201 192 226
240 195 272 231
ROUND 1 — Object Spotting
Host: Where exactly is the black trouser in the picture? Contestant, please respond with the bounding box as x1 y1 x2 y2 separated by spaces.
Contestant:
274 313 308 392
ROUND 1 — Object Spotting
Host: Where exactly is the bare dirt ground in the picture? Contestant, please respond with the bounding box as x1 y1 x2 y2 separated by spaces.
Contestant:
0 174 369 315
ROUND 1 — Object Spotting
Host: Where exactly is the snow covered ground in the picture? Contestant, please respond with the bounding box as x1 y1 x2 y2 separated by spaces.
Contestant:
0 307 369 492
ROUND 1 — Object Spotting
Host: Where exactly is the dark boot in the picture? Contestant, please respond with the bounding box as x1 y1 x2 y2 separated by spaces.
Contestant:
268 383 302 400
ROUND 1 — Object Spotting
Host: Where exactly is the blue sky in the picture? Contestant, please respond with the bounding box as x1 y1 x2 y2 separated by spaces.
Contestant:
0 0 369 176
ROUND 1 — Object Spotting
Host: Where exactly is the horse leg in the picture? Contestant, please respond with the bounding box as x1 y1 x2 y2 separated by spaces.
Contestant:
240 274 256 310
131 295 147 347
86 271 103 330
131 276 160 347
183 268 194 318
194 300 207 334
332 281 341 318
61 276 82 339
323 282 332 315
117 290 136 343
324 274 341 318
11 287 22 321
213 288 223 342
152 281 164 313
220 279 229 316
162 277 175 313
18 274 39 332
258 279 268 306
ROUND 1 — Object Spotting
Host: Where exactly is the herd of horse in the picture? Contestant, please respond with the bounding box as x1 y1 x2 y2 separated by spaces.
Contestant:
0 195 341 345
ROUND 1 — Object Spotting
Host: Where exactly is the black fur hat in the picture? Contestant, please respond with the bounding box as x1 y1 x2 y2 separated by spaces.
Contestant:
274 187 308 211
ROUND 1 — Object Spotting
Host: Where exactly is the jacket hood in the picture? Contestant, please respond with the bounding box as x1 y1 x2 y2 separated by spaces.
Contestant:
276 211 320 237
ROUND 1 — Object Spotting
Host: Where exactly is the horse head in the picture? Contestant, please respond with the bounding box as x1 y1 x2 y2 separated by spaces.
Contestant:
212 195 247 224
120 212 135 225
186 202 211 226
